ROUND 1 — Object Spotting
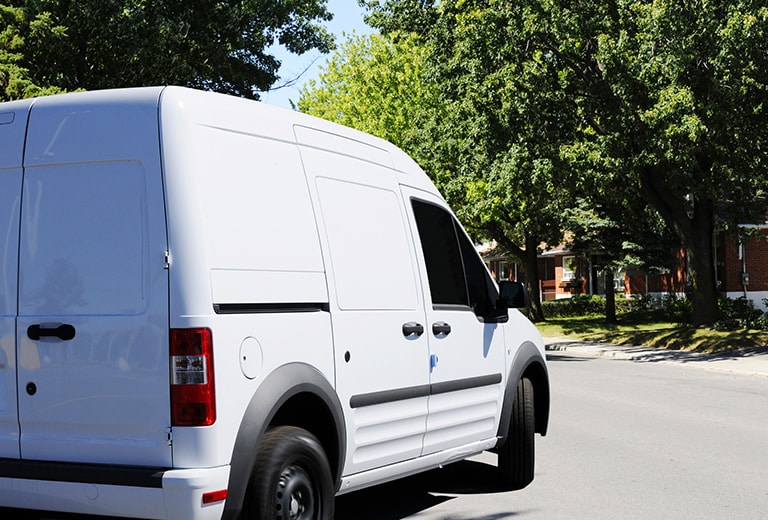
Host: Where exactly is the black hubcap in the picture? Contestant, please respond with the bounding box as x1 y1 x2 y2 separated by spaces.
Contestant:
274 464 316 520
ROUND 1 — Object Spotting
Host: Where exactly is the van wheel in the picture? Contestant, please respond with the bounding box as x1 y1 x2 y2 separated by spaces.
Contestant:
498 377 535 490
244 426 334 520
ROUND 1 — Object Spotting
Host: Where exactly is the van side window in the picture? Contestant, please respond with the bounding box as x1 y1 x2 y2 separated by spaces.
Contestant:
456 227 493 316
411 199 497 315
411 200 468 307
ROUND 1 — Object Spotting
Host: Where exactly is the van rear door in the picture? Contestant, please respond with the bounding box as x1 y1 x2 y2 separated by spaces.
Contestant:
15 91 172 467
0 100 33 460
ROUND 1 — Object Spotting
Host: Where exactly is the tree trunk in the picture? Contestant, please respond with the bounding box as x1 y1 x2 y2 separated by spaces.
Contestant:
604 269 617 324
687 206 719 326
638 167 719 327
523 234 545 322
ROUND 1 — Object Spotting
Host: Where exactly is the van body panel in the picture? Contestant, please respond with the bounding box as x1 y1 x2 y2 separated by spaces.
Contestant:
0 99 33 169
1 100 33 459
16 93 171 466
210 269 328 305
294 124 394 169
0 169 22 460
158 87 327 319
23 87 165 166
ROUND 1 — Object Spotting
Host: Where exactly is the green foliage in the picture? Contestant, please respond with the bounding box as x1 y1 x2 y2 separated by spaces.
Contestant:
542 295 605 318
3 0 334 99
541 293 693 323
368 0 768 326
714 296 766 330
0 4 66 100
298 32 438 150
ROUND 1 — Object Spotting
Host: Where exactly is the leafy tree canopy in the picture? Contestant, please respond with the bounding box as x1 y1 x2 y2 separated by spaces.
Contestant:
2 0 335 100
299 32 438 149
366 0 768 325
1 4 65 100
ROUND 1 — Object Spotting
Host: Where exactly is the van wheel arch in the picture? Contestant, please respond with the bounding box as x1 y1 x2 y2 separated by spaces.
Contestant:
497 342 550 443
222 363 345 520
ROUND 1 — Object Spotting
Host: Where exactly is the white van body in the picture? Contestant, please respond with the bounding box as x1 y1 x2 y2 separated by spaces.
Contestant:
0 87 549 519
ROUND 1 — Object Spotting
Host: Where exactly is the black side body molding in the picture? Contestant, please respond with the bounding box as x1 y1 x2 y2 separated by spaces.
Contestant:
0 459 166 488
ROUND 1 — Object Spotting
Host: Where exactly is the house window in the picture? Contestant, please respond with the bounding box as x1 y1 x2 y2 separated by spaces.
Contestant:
562 256 577 281
498 261 509 280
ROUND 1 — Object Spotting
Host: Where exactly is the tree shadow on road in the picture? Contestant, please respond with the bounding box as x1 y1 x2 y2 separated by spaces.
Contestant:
336 458 523 520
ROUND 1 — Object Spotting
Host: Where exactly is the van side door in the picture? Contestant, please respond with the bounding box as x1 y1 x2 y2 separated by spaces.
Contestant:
297 129 430 475
0 100 32 459
402 188 507 455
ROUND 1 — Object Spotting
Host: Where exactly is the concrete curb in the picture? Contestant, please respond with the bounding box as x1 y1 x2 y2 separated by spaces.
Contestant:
544 337 768 378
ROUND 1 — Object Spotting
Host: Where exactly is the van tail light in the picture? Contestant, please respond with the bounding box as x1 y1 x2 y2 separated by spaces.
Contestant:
170 328 216 426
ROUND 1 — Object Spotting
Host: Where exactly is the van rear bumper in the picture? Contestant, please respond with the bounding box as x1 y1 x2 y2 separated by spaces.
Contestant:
0 459 230 519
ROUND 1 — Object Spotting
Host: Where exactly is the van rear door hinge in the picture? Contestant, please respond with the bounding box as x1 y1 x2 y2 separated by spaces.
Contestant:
164 251 171 270
166 428 173 446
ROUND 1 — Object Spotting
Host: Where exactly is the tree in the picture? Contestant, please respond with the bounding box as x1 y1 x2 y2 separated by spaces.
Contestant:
298 32 438 149
7 0 334 99
564 199 681 324
1 4 66 100
360 1 582 321
367 0 768 326
574 0 768 326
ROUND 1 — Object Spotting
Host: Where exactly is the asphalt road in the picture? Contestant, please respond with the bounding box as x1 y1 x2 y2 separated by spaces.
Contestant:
336 351 768 519
5 350 768 519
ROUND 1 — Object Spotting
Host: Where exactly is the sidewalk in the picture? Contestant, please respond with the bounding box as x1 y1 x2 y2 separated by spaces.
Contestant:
544 336 768 378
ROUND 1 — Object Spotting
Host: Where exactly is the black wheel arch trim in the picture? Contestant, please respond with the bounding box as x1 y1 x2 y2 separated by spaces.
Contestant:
497 341 550 444
221 362 345 520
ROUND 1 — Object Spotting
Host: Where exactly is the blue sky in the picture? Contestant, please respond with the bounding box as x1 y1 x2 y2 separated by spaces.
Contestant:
259 1 375 109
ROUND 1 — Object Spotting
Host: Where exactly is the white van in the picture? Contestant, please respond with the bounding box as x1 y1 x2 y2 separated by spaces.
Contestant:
0 86 549 519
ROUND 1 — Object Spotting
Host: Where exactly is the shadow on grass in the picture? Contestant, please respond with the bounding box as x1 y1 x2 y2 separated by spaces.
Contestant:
539 316 768 355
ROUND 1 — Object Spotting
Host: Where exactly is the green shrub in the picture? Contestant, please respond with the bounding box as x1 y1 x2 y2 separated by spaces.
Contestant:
542 293 693 322
717 296 763 329
541 295 605 318
659 295 692 323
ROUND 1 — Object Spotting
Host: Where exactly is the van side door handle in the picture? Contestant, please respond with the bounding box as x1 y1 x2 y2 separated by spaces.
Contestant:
432 322 451 337
27 324 76 341
402 322 424 338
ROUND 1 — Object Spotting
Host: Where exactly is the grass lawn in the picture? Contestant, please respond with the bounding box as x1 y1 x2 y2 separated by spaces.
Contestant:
535 315 768 354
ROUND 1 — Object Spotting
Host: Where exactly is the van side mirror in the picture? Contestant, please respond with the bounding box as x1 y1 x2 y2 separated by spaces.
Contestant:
499 280 529 309
487 297 509 323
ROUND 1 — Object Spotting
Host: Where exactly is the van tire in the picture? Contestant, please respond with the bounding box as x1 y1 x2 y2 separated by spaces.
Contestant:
244 426 334 520
498 377 535 490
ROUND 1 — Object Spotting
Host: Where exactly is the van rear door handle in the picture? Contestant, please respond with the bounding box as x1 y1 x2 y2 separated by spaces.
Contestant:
402 322 424 338
27 324 76 341
432 322 451 336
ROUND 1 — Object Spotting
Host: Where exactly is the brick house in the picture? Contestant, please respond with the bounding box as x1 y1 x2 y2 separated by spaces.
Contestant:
484 242 600 301
718 225 768 311
482 223 768 311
